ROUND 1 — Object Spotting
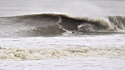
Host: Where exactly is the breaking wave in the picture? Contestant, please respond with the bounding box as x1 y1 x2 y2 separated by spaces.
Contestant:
0 46 125 60
0 13 125 37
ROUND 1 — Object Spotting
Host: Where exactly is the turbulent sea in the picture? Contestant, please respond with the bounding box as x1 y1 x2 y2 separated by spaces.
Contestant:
0 0 125 70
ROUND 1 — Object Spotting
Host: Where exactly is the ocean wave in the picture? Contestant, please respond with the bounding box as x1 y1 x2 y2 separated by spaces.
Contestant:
0 13 125 37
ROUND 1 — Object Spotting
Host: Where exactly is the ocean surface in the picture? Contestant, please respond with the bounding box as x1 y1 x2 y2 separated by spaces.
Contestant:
0 0 125 70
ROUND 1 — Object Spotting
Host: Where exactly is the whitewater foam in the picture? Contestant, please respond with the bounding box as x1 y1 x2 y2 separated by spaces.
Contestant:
0 46 125 60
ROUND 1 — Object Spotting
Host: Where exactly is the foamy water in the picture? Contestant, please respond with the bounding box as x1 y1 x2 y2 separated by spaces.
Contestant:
0 34 125 69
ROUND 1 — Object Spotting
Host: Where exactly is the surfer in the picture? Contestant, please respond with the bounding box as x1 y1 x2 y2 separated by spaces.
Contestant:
76 22 80 25
76 21 83 28
76 20 83 25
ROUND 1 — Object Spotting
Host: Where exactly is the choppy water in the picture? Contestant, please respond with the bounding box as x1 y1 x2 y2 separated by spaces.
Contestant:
0 58 125 70
0 0 125 70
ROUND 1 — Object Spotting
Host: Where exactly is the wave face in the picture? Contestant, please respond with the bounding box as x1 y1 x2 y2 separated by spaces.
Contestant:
0 14 125 37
